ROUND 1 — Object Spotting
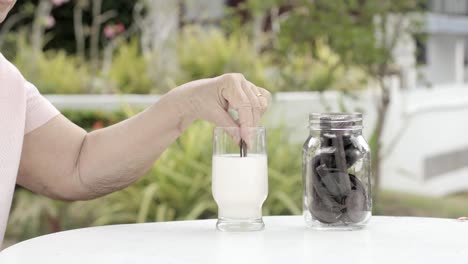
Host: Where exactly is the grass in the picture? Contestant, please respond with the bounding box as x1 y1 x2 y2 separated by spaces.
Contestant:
376 190 468 219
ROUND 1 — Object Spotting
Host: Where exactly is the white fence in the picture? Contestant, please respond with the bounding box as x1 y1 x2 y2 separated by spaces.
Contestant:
46 86 468 197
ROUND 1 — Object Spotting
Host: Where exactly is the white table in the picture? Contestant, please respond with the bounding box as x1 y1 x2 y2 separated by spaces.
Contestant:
1 216 467 264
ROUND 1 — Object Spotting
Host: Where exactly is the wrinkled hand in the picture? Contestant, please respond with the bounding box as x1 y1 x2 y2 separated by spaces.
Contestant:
166 73 272 139
458 217 468 221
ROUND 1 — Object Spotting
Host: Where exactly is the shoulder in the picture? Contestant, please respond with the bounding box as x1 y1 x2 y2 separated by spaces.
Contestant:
0 52 23 79
0 52 27 97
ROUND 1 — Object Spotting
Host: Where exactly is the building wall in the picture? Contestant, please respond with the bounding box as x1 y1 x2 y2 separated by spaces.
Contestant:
424 33 466 85
380 84 468 196
430 0 468 15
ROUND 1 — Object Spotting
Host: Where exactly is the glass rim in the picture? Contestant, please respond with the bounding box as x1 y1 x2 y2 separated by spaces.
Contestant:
214 126 266 132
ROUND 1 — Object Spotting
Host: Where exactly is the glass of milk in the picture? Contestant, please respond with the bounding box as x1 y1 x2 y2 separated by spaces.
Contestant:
212 127 268 232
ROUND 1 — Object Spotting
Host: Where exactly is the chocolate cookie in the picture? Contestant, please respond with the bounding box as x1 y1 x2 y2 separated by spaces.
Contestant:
320 133 363 170
316 165 350 201
311 186 344 223
309 153 368 224
343 174 368 223
310 160 347 223
345 148 363 168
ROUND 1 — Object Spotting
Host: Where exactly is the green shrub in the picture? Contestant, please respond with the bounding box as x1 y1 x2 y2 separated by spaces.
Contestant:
272 42 368 92
61 110 127 131
8 28 369 95
108 40 155 94
16 50 91 94
12 33 91 94
177 26 272 90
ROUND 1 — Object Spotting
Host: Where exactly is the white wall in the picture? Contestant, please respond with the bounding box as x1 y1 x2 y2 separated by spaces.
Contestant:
425 34 466 85
381 85 468 196
426 34 456 84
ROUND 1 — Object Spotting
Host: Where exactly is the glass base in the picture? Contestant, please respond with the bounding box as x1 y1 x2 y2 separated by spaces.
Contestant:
304 211 371 231
307 222 366 231
216 217 265 232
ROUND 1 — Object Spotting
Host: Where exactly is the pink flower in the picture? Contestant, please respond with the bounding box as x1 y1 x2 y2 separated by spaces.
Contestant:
92 121 104 130
103 23 126 39
103 25 115 39
115 23 125 34
45 15 56 29
51 0 70 7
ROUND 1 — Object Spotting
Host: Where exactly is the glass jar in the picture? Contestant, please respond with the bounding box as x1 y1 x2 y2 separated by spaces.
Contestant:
303 113 372 230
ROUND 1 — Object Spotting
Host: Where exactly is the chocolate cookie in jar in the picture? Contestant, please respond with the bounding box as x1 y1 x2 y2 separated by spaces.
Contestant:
302 113 371 230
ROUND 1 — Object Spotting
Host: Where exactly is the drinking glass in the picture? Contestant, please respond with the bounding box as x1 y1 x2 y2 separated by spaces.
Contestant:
212 127 268 232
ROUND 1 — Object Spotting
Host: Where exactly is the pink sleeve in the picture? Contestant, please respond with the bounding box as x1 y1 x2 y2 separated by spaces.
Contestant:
24 82 60 134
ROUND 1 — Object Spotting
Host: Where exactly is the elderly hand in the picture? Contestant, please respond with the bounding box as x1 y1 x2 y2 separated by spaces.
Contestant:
458 217 468 221
165 73 272 140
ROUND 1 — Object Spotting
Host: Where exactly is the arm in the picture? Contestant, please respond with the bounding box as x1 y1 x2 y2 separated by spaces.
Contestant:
17 74 271 200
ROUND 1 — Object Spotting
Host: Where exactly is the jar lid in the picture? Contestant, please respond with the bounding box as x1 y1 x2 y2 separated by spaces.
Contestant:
309 113 363 131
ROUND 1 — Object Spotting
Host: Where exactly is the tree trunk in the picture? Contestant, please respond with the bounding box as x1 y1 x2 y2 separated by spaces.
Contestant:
73 3 85 59
31 0 53 59
90 0 103 72
141 0 180 91
0 12 28 50
252 12 265 54
371 77 391 204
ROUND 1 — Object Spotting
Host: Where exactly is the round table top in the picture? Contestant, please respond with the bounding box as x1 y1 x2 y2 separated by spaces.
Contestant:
1 216 467 264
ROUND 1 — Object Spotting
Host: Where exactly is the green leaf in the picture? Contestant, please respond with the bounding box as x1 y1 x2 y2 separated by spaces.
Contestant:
137 183 159 223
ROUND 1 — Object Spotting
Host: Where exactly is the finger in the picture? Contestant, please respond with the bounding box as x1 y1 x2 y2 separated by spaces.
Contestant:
217 74 254 143
250 85 264 109
210 106 241 144
256 87 272 113
238 106 254 145
210 107 239 128
250 85 268 117
242 80 262 126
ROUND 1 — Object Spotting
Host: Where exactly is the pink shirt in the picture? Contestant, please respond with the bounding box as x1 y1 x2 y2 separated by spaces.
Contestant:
0 53 59 246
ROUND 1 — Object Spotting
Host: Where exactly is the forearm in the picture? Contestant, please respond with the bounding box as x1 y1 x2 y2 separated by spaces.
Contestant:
18 93 193 201
75 93 193 199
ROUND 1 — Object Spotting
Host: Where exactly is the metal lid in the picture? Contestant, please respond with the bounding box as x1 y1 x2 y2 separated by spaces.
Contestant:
309 113 363 131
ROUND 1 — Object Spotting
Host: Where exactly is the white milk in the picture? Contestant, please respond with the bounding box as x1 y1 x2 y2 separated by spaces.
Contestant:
212 154 268 220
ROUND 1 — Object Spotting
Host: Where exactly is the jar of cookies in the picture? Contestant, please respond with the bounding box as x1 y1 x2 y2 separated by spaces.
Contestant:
303 113 372 230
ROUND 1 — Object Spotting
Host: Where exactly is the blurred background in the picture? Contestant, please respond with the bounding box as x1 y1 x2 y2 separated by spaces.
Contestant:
2 0 468 247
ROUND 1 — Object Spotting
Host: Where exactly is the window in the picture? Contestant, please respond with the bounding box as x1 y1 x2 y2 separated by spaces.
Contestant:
414 34 428 66
430 0 468 15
